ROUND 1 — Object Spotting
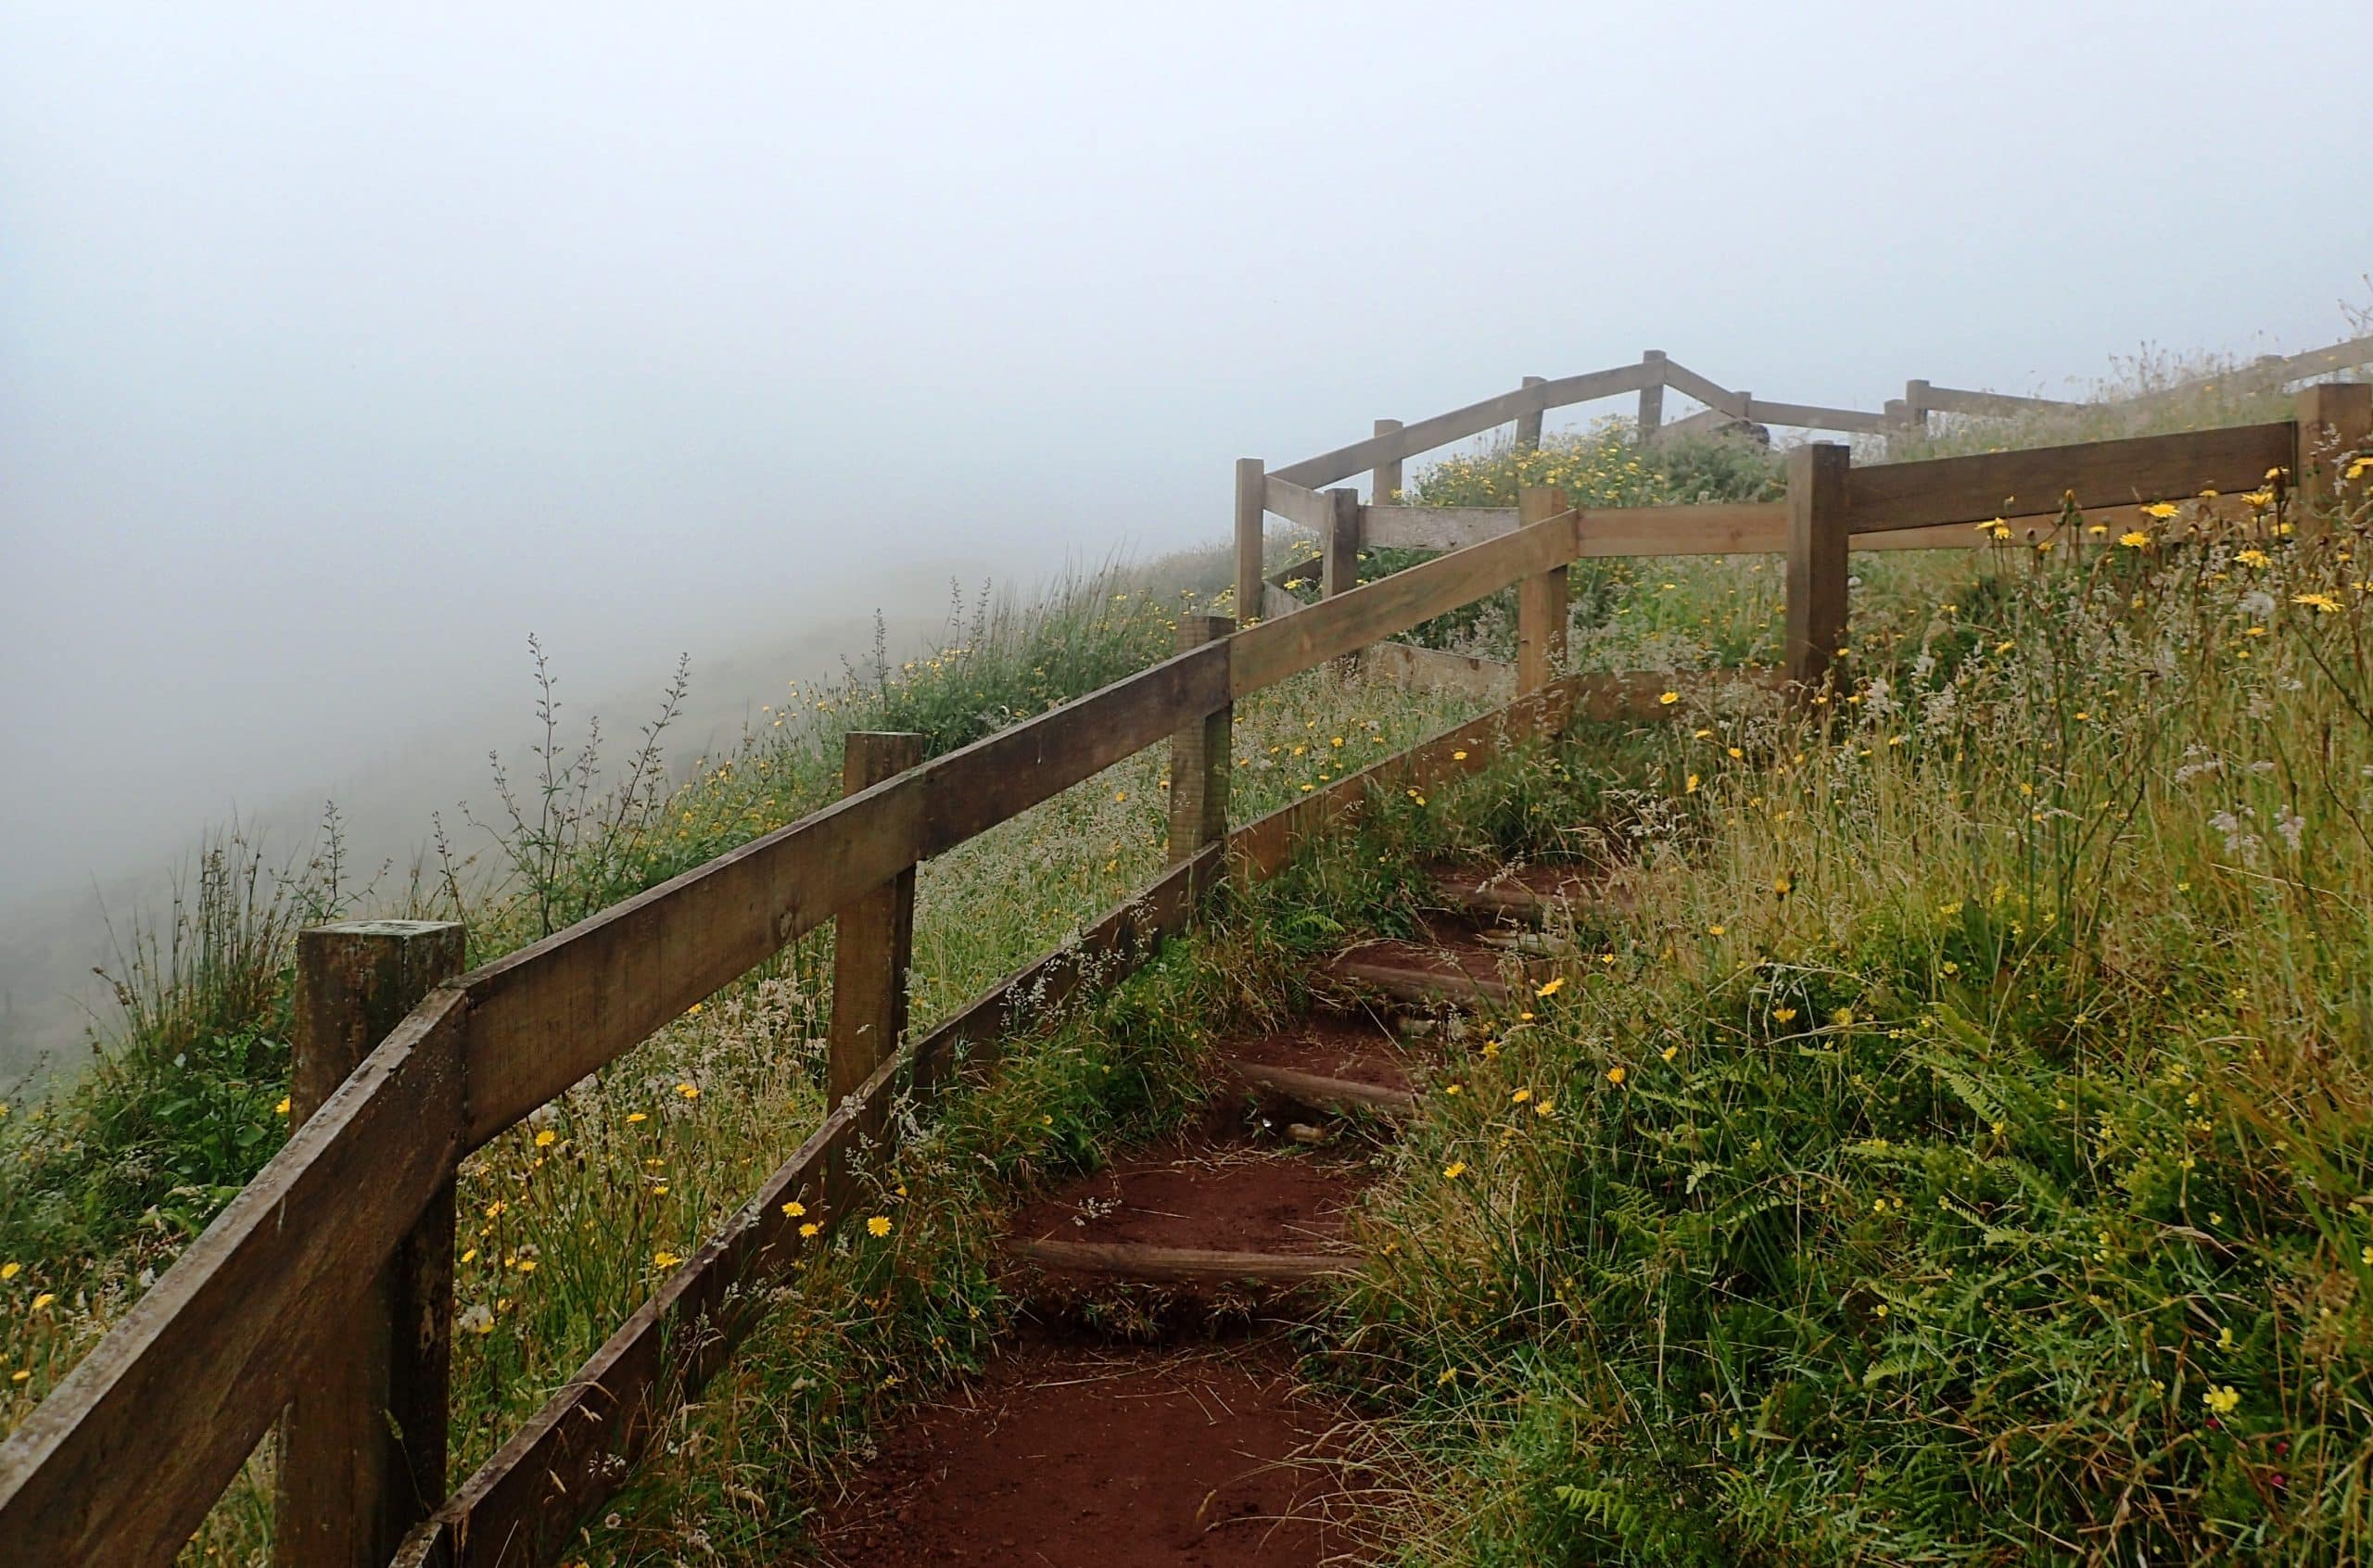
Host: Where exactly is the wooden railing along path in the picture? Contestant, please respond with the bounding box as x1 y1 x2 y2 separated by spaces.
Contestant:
2 376 2367 1566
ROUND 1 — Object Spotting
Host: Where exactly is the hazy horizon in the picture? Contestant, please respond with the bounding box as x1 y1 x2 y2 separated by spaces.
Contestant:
5 0 2370 1070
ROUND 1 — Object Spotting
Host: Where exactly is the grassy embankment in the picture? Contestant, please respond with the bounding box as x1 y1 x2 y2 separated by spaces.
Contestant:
14 360 2365 1563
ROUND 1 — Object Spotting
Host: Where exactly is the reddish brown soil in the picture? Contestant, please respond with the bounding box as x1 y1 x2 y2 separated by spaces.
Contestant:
1218 1017 1413 1094
800 1330 1366 1566
1007 1132 1363 1255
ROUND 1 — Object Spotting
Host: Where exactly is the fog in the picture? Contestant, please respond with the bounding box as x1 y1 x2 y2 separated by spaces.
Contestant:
3 0 2368 1071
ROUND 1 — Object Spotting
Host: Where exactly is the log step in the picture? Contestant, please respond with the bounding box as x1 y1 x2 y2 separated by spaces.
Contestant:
1326 942 1518 1007
1428 863 1597 925
1220 1056 1416 1119
1005 1238 1357 1283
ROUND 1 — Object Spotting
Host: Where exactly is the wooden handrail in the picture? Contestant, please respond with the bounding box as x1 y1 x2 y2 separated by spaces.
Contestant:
10 377 2365 1566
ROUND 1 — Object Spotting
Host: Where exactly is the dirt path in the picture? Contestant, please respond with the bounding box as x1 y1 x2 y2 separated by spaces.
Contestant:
793 861 1577 1565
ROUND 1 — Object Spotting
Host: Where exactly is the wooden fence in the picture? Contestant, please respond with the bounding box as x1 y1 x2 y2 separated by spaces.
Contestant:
2 379 2368 1567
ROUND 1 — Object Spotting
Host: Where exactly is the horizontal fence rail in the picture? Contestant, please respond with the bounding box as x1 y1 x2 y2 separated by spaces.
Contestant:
6 373 2369 1568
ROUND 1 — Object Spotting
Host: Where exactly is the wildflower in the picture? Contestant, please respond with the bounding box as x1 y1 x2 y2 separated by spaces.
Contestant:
0 1263 17 1282
1660 1045 1679 1062
2203 1385 2240 1416
1658 690 1680 706
867 1216 893 1238
1707 924 1726 936
676 1082 700 1100
2361 1244 2372 1266
533 1130 556 1149
1773 1006 1798 1024
1512 1087 1532 1104
274 1096 292 1117
2143 501 2180 521
781 1200 806 1219
2119 531 2151 549
653 1251 682 1270
1686 773 1701 794
799 1221 821 1238
1533 1099 1555 1117
1436 1366 1458 1386
459 1303 495 1335
1442 1161 1467 1181
31 1294 55 1311
1452 749 1468 761
2235 549 2270 568
1606 1066 1627 1085
626 1112 648 1124
2293 592 2341 613
1536 977 1566 998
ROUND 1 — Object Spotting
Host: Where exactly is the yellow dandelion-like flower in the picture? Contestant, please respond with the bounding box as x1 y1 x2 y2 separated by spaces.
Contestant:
867 1216 893 1238
0 1262 17 1281
781 1200 806 1219
1442 1161 1467 1181
274 1096 292 1117
676 1082 700 1100
533 1129 556 1149
2142 501 2180 520
1605 1066 1627 1085
626 1111 648 1124
2293 592 2341 613
1536 976 1565 997
653 1251 682 1270
2203 1385 2240 1416
2118 530 2151 549
799 1221 821 1238
1658 690 1680 705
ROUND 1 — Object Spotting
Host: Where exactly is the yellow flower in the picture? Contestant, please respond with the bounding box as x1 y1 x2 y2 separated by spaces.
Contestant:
781 1200 806 1219
1512 1087 1532 1104
1707 924 1726 937
274 1096 292 1117
1606 1066 1627 1085
626 1111 648 1124
1773 1006 1798 1024
2142 501 2180 520
1685 773 1701 794
1533 1099 1555 1117
1536 977 1566 998
676 1082 700 1100
867 1216 893 1238
2293 592 2341 613
2202 1385 2240 1416
533 1129 556 1149
0 1262 16 1281
31 1294 56 1311
653 1251 682 1270
799 1221 821 1238
1658 690 1680 706
1452 749 1468 761
1660 1045 1679 1062
1442 1161 1467 1181
2118 530 2151 549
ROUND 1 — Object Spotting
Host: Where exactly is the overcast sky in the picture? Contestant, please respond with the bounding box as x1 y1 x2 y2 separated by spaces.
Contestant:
3 0 2369 907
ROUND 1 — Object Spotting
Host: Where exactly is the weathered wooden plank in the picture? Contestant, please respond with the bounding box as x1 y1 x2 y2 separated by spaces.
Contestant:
1370 418 1403 503
1637 350 1667 437
1573 502 1787 557
1005 1240 1354 1282
1165 617 1233 866
919 642 1230 855
1846 422 2295 533
1852 493 2283 551
1261 473 1331 530
1648 407 1729 443
1272 365 1651 491
1920 385 2072 416
1359 504 1519 550
1526 360 1655 416
1745 398 1891 434
396 851 1221 1566
827 732 921 1174
458 779 923 1148
1228 515 1575 700
1362 639 1513 702
2297 382 2373 525
1227 678 1583 879
0 990 470 1567
1657 360 1748 417
393 1045 895 1568
1514 375 1547 449
1219 1058 1415 1118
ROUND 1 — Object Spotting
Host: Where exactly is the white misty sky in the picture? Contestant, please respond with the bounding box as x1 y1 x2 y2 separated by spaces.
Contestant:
1 0 2368 901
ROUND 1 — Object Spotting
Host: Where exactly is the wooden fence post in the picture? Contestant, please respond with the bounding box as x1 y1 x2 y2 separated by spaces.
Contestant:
1235 458 1266 626
1371 419 1403 504
1515 376 1547 449
1784 442 1852 693
275 919 465 1568
1638 350 1667 440
1322 487 1363 676
828 732 923 1139
1167 613 1234 871
1515 487 1570 695
1903 379 1932 432
2294 382 2372 528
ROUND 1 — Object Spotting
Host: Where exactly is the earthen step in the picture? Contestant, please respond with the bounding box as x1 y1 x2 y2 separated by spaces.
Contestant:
1007 1238 1356 1282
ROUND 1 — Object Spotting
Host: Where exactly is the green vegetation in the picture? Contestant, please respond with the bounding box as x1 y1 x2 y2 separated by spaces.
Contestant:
6 377 2370 1563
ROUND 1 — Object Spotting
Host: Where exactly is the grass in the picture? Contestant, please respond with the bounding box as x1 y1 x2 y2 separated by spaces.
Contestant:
6 362 2369 1562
